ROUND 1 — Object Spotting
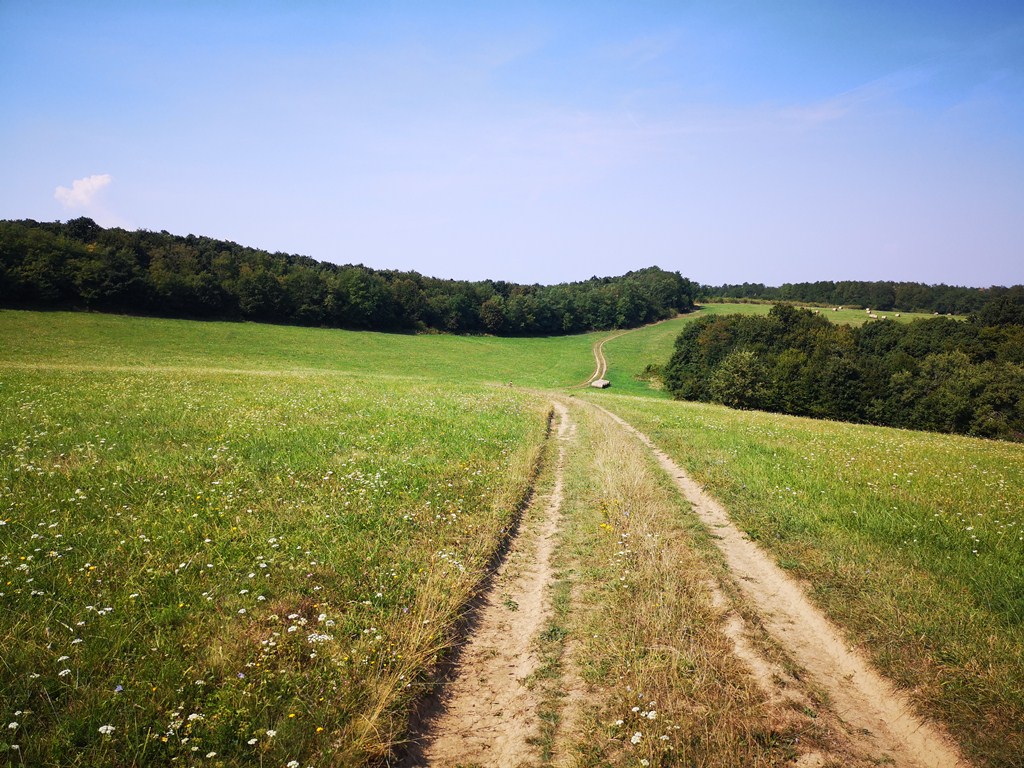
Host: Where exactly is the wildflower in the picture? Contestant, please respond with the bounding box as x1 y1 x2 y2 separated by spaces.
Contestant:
247 738 258 746
58 669 71 677
631 731 642 745
99 724 115 735
7 722 17 730
646 710 657 720
206 752 216 758
266 729 277 738
288 762 300 768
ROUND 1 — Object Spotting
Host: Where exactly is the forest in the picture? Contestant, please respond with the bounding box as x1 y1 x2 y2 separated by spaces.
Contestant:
699 279 1016 315
0 218 695 335
664 302 1024 440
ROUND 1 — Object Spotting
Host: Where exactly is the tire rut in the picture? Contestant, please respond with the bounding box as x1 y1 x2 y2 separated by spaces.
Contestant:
402 402 572 768
591 402 970 768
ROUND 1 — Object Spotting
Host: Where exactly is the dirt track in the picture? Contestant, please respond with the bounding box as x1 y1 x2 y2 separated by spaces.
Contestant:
406 403 572 767
593 402 968 768
580 331 625 387
408 323 969 766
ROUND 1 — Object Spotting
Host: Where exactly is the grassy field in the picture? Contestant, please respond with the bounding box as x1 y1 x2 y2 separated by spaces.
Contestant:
699 300 951 326
0 337 553 764
588 391 1024 767
0 310 597 389
2 306 1017 767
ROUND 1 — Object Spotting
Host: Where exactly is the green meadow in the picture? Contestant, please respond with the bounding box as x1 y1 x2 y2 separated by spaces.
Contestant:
2 306 1021 767
587 391 1024 766
1 309 573 765
699 300 950 326
0 310 596 389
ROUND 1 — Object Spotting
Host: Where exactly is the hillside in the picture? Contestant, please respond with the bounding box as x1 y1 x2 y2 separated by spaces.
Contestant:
665 303 1024 441
2 309 1023 766
700 280 1024 316
0 218 694 335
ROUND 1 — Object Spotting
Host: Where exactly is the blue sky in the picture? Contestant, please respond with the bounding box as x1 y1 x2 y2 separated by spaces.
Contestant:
2 1 1022 286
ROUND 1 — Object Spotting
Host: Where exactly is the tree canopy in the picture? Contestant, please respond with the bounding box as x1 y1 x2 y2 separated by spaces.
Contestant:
665 303 1024 441
698 280 1018 316
0 218 695 335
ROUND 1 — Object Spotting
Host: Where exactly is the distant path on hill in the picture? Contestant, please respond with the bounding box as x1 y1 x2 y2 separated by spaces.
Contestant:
579 331 627 387
579 315 683 388
590 401 969 768
406 402 573 768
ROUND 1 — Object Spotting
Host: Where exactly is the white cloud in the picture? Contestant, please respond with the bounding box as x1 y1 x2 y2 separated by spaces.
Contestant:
54 174 112 208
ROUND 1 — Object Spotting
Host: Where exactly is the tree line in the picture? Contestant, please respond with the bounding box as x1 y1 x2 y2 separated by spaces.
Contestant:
0 218 695 335
664 302 1024 441
698 280 1020 316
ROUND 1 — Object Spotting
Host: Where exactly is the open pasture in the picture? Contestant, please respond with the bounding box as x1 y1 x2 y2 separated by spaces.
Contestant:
700 301 950 325
797 304 951 326
591 392 1024 766
0 310 597 390
3 307 1017 766
0 362 548 766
